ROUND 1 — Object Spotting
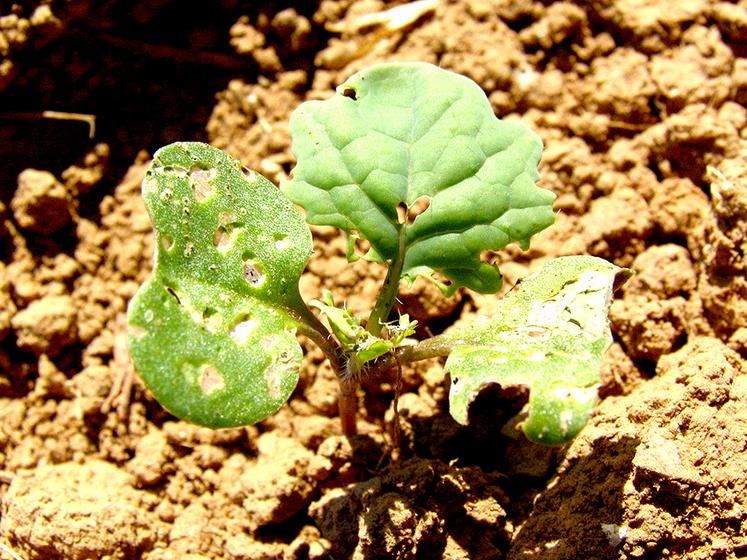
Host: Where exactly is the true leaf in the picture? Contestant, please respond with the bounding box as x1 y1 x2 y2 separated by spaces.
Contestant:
310 291 417 364
283 62 556 295
127 142 312 428
444 256 631 444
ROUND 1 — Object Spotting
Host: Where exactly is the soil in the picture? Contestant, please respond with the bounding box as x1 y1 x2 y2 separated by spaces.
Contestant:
1 1 746 559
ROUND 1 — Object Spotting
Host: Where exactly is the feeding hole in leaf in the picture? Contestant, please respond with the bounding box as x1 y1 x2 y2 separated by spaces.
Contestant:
214 225 240 253
241 165 257 182
406 196 431 225
396 197 432 225
467 384 530 427
260 334 296 399
243 259 266 287
158 187 173 202
161 235 174 251
162 165 187 178
339 86 358 100
230 315 259 344
479 249 498 265
189 166 216 202
198 365 224 395
214 212 243 253
345 231 372 260
396 202 407 224
274 233 289 251
202 307 222 333
431 271 453 288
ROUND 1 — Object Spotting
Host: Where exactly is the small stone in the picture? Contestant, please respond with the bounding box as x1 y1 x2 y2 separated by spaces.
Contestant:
11 295 77 356
11 169 72 234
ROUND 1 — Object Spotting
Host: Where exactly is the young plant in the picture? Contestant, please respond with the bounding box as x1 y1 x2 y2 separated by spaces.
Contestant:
127 62 630 444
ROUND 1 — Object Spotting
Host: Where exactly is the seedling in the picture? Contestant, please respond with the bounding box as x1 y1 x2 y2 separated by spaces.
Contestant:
127 62 629 444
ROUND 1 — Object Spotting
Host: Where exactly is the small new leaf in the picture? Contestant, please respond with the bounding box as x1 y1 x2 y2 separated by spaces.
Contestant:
310 290 362 349
311 291 416 364
127 142 312 428
283 62 555 295
444 256 631 444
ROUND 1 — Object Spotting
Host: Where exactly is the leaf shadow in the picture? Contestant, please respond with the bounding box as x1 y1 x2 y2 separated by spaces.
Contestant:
311 454 512 559
507 434 640 560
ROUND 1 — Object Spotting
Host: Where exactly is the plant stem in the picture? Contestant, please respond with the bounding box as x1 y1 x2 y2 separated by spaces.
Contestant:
367 225 406 337
338 360 360 436
285 289 341 359
291 299 360 437
294 306 342 368
397 333 458 361
364 331 463 379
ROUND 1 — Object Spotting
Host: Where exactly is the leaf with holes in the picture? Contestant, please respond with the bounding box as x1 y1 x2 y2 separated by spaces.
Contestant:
444 256 632 444
127 142 312 427
282 62 556 295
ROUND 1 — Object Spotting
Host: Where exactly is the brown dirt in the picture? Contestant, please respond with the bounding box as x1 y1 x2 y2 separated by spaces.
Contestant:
1 1 746 559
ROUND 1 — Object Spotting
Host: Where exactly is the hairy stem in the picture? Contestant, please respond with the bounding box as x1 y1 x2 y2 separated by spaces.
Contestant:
367 225 406 337
338 360 360 436
397 334 458 361
292 300 360 437
363 331 463 379
294 306 342 367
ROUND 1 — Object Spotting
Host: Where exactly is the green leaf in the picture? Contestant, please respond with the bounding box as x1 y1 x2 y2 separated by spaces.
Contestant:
444 256 631 444
310 290 363 349
283 62 555 295
310 291 417 364
127 142 312 428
